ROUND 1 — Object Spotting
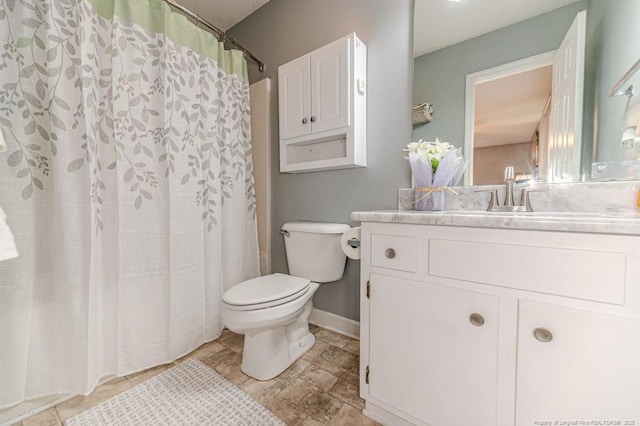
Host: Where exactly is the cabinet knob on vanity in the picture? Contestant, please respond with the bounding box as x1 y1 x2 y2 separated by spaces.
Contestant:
533 327 553 343
384 248 396 259
302 117 308 124
310 115 316 122
469 313 485 327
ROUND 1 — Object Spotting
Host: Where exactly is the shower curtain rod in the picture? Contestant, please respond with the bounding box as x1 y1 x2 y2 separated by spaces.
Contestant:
164 0 265 72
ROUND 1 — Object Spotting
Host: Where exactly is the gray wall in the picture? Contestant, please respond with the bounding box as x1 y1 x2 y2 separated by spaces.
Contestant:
412 2 587 162
229 0 415 321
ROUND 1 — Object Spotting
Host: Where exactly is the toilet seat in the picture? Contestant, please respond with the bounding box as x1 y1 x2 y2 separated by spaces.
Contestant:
223 273 311 311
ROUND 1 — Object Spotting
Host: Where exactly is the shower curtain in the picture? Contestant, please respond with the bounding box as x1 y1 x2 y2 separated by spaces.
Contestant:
0 0 259 408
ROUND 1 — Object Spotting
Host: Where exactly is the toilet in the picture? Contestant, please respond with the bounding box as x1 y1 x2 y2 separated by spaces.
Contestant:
222 221 351 381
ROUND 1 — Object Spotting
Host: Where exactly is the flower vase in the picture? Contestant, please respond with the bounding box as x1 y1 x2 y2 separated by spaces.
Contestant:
405 140 464 212
414 187 445 211
423 188 445 211
409 153 444 211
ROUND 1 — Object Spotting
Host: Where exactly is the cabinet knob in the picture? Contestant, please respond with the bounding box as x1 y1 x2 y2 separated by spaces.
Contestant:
384 248 396 259
302 117 308 124
310 115 316 122
469 313 485 327
533 327 553 343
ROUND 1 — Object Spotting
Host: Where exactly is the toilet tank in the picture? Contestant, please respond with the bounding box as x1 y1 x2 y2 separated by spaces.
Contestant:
281 222 351 283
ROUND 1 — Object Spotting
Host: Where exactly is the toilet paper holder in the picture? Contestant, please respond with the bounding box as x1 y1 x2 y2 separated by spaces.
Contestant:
347 238 360 248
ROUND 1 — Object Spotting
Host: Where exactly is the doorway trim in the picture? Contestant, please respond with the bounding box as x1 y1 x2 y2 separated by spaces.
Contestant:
464 51 555 185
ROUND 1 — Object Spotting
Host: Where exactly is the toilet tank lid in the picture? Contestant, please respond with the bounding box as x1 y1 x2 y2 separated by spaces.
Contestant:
282 221 350 234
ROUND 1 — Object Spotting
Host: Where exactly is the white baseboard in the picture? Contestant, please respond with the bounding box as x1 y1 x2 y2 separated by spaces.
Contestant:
309 308 360 340
363 401 419 426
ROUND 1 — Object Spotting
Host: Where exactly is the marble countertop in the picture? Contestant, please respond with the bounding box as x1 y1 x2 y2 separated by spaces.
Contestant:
351 210 640 236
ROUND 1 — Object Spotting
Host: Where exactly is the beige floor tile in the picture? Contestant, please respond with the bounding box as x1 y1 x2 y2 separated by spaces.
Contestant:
343 339 360 354
21 407 60 426
328 403 380 426
300 417 325 426
309 324 321 334
201 347 241 369
299 364 338 391
279 358 311 381
184 341 226 361
239 377 286 398
216 329 245 353
301 341 330 362
314 329 353 348
213 361 250 386
125 363 172 386
329 372 364 410
309 356 348 376
301 389 343 423
55 377 131 421
320 346 359 370
278 378 317 405
259 394 307 426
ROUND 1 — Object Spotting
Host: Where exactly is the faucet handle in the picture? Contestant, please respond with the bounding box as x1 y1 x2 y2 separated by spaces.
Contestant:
519 187 548 212
475 188 500 211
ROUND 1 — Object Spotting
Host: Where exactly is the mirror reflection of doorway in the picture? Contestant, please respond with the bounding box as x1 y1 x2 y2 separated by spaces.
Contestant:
473 65 552 185
464 11 586 185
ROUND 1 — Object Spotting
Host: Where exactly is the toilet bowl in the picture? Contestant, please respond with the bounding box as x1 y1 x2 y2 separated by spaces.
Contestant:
222 221 350 381
223 274 320 380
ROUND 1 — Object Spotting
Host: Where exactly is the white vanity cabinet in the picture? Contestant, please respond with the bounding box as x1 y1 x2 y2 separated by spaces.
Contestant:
278 33 366 173
358 222 640 426
368 273 501 426
515 301 640 424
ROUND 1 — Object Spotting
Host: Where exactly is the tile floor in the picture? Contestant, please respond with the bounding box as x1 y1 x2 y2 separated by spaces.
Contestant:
13 325 378 426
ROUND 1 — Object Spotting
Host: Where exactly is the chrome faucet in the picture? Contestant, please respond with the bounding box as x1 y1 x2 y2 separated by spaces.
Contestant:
477 166 546 212
503 166 515 207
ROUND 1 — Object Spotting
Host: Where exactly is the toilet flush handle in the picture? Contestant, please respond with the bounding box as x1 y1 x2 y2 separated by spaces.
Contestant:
281 230 290 237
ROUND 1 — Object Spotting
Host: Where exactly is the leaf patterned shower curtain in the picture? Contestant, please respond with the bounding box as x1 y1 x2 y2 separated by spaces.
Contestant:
0 0 259 407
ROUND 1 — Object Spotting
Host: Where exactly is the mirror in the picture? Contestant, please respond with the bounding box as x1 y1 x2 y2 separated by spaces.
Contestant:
412 0 640 185
464 53 554 185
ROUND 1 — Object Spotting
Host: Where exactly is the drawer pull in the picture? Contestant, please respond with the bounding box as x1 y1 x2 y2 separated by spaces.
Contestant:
384 248 396 259
533 327 553 343
469 313 485 327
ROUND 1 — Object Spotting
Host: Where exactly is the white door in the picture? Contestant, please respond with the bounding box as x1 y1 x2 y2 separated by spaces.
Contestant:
547 11 586 181
278 55 310 140
516 300 640 424
310 37 350 134
368 274 500 426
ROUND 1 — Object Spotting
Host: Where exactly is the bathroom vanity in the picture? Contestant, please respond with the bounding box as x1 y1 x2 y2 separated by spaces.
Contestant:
352 209 640 426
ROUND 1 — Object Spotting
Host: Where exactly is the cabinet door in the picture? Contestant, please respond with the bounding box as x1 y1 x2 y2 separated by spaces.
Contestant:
368 273 500 426
516 301 640 424
310 36 350 134
278 55 310 139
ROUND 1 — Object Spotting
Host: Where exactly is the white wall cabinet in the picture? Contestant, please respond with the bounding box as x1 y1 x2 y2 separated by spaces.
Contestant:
358 222 640 426
278 33 366 173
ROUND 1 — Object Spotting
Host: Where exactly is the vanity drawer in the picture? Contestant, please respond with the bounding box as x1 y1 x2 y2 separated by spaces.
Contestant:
428 238 627 305
370 234 418 272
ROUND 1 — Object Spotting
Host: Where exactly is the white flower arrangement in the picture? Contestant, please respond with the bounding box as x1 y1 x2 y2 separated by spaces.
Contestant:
404 138 456 173
404 138 465 210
